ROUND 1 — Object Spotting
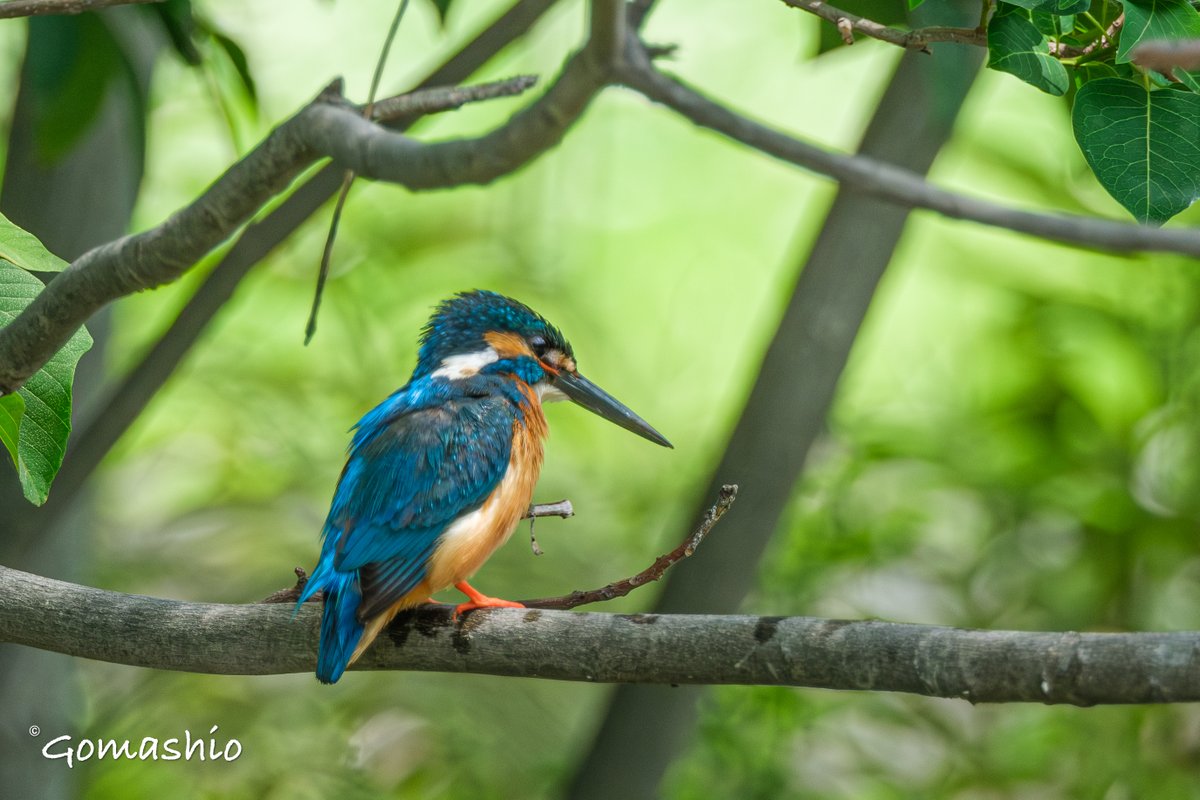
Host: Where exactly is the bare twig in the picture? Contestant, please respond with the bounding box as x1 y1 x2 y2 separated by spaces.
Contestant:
780 0 985 52
778 0 1100 58
524 498 574 555
521 485 738 609
364 75 540 122
305 170 354 344
525 500 575 520
1076 15 1123 59
0 0 158 18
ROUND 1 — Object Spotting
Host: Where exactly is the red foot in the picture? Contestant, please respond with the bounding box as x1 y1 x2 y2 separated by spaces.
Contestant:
452 581 525 619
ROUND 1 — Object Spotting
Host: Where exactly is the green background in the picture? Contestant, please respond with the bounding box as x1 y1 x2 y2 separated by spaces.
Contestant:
4 0 1200 796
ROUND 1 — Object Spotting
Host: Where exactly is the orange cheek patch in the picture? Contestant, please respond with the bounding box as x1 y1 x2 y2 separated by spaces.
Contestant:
484 331 534 359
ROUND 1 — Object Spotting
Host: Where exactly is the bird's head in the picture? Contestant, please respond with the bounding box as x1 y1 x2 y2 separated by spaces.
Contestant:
415 290 671 448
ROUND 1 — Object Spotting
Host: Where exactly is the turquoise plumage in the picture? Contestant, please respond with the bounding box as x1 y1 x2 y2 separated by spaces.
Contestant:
298 291 671 683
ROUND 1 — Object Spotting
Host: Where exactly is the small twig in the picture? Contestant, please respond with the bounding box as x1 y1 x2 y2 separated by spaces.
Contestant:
525 500 575 520
1074 15 1123 60
365 75 540 123
780 0 986 53
780 0 1098 58
0 0 159 18
521 484 738 610
304 170 353 345
524 499 575 555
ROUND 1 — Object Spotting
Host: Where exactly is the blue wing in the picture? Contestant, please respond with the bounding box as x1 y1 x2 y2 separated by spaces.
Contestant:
322 381 517 618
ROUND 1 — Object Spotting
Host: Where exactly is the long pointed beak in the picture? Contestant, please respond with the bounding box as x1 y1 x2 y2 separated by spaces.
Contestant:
553 370 673 448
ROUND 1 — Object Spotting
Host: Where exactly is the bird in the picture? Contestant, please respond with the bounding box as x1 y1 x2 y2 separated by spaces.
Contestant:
297 290 671 683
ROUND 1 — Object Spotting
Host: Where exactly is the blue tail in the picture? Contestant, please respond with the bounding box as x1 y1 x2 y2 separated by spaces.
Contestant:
296 556 365 684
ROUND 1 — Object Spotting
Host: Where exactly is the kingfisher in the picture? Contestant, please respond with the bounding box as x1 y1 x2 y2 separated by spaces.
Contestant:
297 290 671 683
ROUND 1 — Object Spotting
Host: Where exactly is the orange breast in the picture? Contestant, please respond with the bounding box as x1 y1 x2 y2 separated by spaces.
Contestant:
424 385 547 590
350 386 549 666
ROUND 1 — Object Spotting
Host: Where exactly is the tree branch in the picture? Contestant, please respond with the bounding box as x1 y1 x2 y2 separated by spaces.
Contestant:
1 563 1198 704
589 0 626 68
1 0 565 549
779 0 985 52
616 42 1200 259
0 63 598 394
0 0 159 18
523 484 737 608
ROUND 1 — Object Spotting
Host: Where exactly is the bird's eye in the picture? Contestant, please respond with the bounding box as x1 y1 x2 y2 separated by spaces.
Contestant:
529 335 548 355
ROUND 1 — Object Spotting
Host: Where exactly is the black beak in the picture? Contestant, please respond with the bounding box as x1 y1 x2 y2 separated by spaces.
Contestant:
553 370 673 448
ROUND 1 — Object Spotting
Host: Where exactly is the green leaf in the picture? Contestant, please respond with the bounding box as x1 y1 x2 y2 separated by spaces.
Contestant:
1175 69 1200 93
1029 9 1075 36
211 31 258 104
907 0 926 9
1072 77 1200 224
987 4 1070 96
1116 0 1200 64
0 393 22 470
1074 61 1121 88
0 213 69 273
1004 0 1089 14
0 262 92 505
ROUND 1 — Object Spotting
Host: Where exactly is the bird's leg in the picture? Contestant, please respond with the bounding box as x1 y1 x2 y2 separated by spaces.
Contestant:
452 581 525 619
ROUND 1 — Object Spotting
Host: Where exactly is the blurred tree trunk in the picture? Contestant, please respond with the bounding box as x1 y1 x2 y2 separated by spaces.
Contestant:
0 9 156 797
565 5 983 798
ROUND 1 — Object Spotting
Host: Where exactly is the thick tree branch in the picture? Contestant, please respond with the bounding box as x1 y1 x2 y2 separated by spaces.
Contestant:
0 564 1197 704
616 44 1200 259
0 0 158 18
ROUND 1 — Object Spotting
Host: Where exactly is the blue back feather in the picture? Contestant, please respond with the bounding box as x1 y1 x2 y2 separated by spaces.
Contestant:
298 372 526 681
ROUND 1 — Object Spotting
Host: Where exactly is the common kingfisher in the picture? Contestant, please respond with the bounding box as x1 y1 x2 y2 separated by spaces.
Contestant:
298 290 671 683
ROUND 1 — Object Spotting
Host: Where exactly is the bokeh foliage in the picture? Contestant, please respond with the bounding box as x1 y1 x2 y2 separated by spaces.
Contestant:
3 0 1200 797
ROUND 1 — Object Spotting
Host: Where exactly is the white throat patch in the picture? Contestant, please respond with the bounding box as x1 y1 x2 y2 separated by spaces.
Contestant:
432 348 499 379
537 381 568 403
